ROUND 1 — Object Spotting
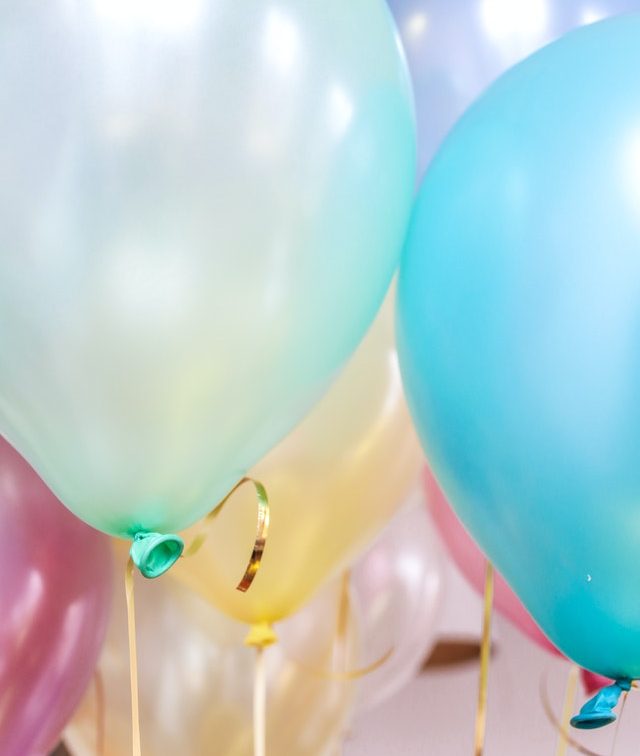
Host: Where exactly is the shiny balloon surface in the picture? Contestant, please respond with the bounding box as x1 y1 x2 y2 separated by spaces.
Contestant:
0 0 415 537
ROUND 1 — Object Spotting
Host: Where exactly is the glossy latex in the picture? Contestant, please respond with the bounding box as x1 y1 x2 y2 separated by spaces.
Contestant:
0 438 112 756
173 291 424 624
0 0 415 538
398 15 640 679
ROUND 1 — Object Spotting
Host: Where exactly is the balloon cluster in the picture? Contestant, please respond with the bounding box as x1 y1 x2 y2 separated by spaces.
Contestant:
2 0 640 752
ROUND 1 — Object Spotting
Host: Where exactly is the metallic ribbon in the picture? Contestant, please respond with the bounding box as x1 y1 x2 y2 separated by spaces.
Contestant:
94 669 105 756
125 557 141 756
123 478 270 756
540 670 605 756
253 645 267 756
183 476 270 593
292 570 394 681
557 665 579 756
474 562 494 756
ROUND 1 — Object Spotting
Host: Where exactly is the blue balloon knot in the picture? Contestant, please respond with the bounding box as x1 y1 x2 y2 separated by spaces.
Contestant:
570 678 632 730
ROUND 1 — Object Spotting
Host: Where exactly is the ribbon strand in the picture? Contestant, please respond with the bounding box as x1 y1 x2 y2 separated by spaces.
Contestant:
557 665 579 756
540 670 605 756
253 645 267 756
125 557 141 756
94 669 106 756
474 561 494 756
184 476 270 592
610 689 629 756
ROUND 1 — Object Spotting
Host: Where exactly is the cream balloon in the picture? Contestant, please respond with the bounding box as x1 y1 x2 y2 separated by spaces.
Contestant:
0 0 415 540
172 289 425 625
64 570 356 756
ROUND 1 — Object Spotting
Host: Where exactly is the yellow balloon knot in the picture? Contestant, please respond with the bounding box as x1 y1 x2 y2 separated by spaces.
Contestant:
244 622 278 648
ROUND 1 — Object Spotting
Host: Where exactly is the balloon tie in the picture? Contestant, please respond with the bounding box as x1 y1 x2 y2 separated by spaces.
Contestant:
474 561 493 756
244 622 278 649
129 532 184 578
183 476 270 593
94 669 106 756
125 557 141 756
570 678 631 730
556 665 579 756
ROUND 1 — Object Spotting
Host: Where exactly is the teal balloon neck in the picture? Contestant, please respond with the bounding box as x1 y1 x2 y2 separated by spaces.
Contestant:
129 532 184 578
570 678 632 730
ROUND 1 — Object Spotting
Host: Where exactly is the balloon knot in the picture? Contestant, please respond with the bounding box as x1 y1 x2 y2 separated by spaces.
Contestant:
570 678 632 729
129 531 184 578
244 622 278 648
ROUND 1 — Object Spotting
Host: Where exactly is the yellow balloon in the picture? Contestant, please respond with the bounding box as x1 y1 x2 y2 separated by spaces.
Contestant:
65 565 355 756
173 289 423 624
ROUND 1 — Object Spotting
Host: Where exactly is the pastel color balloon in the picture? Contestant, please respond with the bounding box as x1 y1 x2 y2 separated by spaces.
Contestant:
65 573 355 756
173 291 424 624
388 0 638 176
0 438 112 756
398 15 640 679
0 0 415 539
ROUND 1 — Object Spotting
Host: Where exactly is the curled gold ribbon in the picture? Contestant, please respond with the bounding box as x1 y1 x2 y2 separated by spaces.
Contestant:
183 476 270 593
125 557 141 756
474 562 494 756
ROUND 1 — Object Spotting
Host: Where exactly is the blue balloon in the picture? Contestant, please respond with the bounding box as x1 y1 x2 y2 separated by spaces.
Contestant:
398 14 640 681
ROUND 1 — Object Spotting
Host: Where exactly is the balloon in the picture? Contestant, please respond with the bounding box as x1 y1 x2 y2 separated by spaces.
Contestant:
423 467 556 656
350 489 444 711
0 438 112 756
0 1 416 542
173 291 424 624
388 0 637 176
65 572 355 756
581 670 614 696
398 15 640 679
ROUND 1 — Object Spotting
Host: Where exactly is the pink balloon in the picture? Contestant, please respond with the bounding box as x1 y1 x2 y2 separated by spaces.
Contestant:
0 437 112 756
423 466 558 656
581 670 614 696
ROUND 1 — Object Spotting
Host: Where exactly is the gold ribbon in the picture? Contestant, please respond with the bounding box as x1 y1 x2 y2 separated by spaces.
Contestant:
556 665 579 756
94 669 105 756
541 668 635 756
291 570 394 681
183 476 270 593
610 689 629 756
474 562 494 756
123 478 269 756
252 645 267 756
540 669 605 756
125 556 141 756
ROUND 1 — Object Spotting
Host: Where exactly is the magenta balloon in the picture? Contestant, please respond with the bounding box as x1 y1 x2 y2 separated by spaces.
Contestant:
0 437 112 756
423 466 558 656
581 670 614 696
